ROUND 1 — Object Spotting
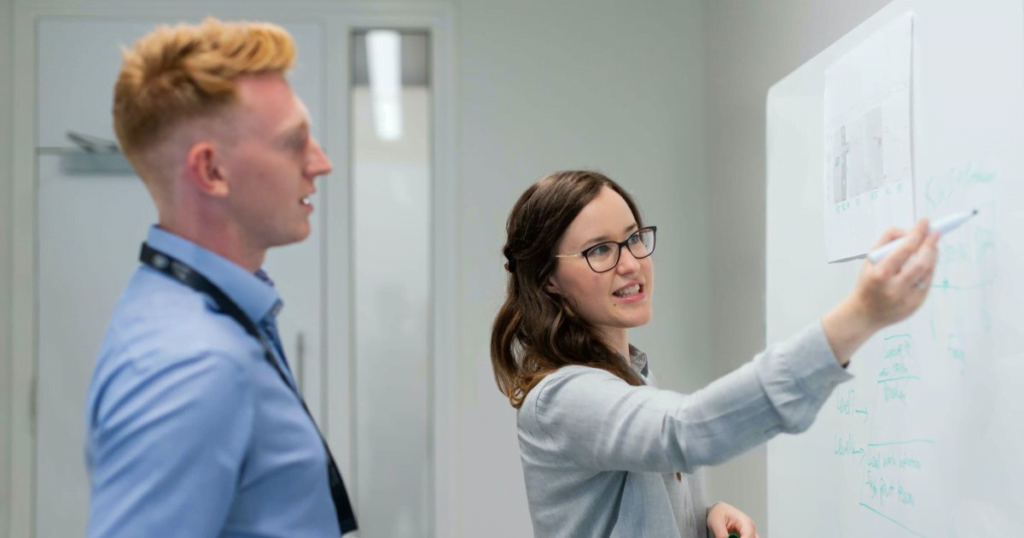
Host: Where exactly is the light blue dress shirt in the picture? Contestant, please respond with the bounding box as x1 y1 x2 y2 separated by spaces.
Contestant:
84 226 341 537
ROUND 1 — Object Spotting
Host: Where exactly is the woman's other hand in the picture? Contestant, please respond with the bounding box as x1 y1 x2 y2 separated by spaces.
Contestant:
707 502 759 538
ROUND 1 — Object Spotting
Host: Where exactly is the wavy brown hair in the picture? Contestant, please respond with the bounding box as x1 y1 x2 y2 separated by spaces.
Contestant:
491 170 647 408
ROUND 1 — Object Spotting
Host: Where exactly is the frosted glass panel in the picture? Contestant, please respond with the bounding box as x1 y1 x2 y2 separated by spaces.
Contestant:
352 30 433 538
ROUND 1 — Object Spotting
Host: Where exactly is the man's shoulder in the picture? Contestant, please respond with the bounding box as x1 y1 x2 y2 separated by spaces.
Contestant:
99 268 262 373
87 270 264 428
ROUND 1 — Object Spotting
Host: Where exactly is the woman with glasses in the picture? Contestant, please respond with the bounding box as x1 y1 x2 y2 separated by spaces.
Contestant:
490 170 939 538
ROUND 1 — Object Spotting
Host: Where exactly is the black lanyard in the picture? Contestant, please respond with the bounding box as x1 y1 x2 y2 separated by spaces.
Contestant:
139 243 357 534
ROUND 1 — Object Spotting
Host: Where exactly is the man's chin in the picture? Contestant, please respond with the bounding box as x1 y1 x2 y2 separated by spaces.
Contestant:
268 227 312 248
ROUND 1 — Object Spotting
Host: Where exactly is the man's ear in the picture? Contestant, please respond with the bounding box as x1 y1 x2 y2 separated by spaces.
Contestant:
184 142 229 197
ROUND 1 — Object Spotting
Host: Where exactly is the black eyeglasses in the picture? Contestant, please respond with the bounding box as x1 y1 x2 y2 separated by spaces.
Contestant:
555 226 657 273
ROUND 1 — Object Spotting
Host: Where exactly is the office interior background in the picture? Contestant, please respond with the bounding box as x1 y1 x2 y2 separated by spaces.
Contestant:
0 0 894 536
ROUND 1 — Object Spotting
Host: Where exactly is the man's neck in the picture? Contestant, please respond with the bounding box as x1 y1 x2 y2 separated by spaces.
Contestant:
157 219 265 273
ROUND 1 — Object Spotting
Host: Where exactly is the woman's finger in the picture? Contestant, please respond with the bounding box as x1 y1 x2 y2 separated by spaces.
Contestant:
878 219 929 276
736 518 757 538
894 254 932 290
707 518 728 538
916 267 935 294
870 226 906 250
894 233 939 289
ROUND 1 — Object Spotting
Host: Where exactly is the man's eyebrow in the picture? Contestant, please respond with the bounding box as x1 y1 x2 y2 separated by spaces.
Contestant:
277 118 310 141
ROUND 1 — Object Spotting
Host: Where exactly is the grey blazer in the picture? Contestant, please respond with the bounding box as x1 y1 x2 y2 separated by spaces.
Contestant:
516 322 853 538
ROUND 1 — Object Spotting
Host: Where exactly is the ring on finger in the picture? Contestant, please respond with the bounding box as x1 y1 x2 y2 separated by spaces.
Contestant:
914 281 927 289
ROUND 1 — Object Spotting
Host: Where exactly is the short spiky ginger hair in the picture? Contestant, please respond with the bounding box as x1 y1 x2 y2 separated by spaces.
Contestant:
112 17 296 161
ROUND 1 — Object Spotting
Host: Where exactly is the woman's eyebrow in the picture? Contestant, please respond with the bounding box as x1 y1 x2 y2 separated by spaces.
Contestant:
582 223 639 246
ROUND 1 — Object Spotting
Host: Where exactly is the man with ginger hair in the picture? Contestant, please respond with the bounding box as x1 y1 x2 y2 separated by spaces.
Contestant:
84 18 356 537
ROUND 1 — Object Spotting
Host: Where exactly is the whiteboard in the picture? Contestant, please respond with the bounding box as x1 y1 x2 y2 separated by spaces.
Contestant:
766 1 1024 537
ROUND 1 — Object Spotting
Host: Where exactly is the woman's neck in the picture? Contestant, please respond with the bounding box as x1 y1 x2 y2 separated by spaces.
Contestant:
599 327 631 363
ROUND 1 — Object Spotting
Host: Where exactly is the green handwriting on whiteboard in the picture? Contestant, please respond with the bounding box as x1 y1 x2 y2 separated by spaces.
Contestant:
924 162 996 210
859 503 928 538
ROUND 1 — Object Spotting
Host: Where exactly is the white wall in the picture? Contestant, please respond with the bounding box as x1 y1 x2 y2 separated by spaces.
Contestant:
1 0 14 535
703 0 894 531
456 0 709 534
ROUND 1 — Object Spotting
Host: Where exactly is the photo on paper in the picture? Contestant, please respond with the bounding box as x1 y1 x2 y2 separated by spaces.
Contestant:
831 106 888 204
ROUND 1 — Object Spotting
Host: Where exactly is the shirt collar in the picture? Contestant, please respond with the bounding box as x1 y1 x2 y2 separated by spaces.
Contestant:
145 226 283 324
628 345 650 378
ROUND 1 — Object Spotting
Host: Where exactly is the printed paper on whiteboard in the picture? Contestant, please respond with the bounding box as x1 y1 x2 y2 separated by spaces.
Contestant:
824 13 914 262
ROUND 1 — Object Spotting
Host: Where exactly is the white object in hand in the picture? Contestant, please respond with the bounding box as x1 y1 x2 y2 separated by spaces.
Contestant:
867 209 979 264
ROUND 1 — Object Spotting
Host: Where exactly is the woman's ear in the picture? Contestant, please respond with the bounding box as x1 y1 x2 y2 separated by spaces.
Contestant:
545 274 562 296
